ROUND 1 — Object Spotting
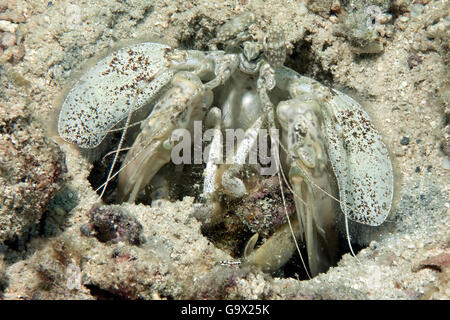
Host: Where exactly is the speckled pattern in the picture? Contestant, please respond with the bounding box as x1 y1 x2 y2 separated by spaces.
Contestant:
323 85 394 226
58 42 174 148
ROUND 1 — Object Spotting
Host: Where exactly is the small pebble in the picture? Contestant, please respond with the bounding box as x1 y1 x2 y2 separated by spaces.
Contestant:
442 157 450 170
1 32 16 48
329 15 338 23
0 20 17 33
297 3 308 16
400 136 410 145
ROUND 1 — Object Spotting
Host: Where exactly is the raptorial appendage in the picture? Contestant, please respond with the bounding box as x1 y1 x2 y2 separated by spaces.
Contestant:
117 71 213 202
277 97 339 276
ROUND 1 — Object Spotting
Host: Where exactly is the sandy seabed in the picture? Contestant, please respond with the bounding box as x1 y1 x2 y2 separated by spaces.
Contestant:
0 0 448 299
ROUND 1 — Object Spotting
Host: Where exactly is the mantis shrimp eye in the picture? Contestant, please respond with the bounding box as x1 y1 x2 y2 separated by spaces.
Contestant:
241 41 263 62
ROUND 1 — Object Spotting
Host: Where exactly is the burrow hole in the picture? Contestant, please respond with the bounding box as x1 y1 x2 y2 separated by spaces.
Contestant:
86 39 367 280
